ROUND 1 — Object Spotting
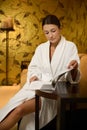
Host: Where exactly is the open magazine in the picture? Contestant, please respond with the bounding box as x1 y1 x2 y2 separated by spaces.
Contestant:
29 67 73 93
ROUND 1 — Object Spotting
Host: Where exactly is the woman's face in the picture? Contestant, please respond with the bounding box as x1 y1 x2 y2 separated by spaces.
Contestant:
43 24 61 46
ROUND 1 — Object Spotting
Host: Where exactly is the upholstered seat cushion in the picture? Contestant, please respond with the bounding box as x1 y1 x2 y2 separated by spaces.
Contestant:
79 55 87 95
20 69 27 88
0 85 20 108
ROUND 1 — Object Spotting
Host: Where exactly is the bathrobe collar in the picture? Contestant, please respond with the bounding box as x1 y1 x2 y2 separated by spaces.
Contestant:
48 36 66 78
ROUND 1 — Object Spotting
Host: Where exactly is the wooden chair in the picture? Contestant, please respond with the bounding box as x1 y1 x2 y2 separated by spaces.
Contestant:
35 90 57 130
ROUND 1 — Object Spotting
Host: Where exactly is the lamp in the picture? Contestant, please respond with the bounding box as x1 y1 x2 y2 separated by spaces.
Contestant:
0 17 14 85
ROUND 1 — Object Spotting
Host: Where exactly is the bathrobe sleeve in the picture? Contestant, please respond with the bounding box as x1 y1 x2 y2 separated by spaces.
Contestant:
26 45 43 83
65 41 81 84
58 41 80 84
66 70 81 84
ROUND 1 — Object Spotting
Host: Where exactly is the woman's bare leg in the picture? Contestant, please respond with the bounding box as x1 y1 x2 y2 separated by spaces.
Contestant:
0 98 41 130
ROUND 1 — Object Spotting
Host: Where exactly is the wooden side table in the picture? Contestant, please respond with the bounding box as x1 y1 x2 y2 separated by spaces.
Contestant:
35 83 87 130
57 93 87 130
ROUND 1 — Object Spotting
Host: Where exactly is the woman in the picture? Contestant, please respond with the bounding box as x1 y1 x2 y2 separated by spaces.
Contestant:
0 14 80 130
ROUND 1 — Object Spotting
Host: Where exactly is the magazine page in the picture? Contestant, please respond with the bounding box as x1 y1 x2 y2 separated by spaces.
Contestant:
29 67 73 91
29 80 54 91
55 81 68 94
54 66 73 81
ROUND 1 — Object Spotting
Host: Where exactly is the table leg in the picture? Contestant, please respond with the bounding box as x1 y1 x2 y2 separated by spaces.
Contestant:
57 97 66 130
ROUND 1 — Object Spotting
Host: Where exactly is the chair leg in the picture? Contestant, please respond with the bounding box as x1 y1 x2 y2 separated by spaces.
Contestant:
35 94 39 130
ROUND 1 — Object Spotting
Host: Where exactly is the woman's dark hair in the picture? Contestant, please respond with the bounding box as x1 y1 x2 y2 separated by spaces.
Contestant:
42 14 61 28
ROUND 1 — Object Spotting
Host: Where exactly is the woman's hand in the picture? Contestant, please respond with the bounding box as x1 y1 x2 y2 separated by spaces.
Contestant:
68 60 78 70
29 76 39 83
68 60 78 81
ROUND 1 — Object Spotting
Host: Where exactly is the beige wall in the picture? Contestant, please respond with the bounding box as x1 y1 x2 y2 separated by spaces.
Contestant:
0 0 87 85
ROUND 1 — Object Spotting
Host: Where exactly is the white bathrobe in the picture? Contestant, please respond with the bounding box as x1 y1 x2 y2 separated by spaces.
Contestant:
0 36 80 130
